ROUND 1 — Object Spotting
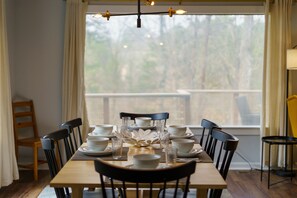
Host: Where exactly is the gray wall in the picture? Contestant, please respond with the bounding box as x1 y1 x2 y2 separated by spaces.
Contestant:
7 0 65 133
5 1 297 169
6 0 65 162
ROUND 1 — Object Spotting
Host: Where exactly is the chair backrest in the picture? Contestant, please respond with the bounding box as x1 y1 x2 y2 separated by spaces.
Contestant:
60 118 83 154
200 119 219 157
287 95 297 137
94 159 196 198
119 112 169 126
12 100 39 140
208 128 239 198
41 128 72 198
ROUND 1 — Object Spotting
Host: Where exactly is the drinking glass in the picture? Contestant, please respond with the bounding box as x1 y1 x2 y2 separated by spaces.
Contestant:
121 116 131 132
165 146 177 166
159 131 170 149
112 137 123 159
155 120 165 133
155 120 166 149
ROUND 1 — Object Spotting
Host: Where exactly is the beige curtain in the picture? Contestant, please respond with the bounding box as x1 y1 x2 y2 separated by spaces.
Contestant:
62 0 89 139
0 0 19 187
262 0 292 167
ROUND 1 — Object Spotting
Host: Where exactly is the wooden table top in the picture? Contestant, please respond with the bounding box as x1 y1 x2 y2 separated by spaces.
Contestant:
50 143 227 197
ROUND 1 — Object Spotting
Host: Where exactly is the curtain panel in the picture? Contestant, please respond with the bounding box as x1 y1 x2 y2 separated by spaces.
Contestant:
0 0 19 187
62 0 90 139
261 0 292 167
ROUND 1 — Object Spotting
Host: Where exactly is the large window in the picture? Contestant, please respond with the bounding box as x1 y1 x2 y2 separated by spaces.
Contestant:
85 14 264 127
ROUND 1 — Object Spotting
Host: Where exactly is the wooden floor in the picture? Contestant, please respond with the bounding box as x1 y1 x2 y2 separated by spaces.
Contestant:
0 169 297 197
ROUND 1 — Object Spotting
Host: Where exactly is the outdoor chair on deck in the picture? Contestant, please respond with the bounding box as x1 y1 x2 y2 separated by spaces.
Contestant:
235 96 260 125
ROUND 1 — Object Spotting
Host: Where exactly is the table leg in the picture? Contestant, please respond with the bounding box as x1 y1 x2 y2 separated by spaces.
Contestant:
261 141 264 181
268 143 271 189
291 145 294 181
196 188 208 198
71 187 84 198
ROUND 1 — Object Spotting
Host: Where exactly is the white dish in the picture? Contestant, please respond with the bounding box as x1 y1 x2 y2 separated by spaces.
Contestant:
170 132 194 139
125 164 168 170
177 148 203 158
88 132 116 138
78 146 112 156
128 125 156 130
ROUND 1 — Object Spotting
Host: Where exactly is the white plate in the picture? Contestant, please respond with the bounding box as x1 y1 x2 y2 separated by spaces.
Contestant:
88 132 116 138
125 164 168 170
170 132 194 139
128 125 156 130
78 146 112 156
177 148 203 158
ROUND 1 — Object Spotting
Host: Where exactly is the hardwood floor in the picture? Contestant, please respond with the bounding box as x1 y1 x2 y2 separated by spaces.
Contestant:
227 169 297 198
0 170 50 198
0 169 297 197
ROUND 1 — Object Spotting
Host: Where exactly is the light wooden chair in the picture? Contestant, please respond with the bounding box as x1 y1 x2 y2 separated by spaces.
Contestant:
12 100 46 180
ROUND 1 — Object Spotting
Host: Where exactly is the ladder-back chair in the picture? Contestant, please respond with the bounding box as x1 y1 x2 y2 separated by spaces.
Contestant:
12 100 46 180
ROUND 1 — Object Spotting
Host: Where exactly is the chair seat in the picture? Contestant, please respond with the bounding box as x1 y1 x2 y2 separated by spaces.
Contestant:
17 137 42 147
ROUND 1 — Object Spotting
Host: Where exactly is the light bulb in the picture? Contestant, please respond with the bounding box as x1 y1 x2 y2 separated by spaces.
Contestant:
176 9 187 15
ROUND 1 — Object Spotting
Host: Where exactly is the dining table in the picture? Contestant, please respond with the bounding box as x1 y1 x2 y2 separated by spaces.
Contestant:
50 140 227 198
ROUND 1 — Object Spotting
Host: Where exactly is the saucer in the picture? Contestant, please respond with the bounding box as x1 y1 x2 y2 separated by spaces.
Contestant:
128 124 156 130
78 146 112 156
177 148 203 158
170 132 194 140
125 164 168 170
88 132 116 138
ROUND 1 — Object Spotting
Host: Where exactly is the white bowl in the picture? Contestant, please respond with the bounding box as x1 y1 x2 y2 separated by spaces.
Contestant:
133 154 160 169
93 124 114 135
87 137 109 151
135 117 152 127
171 139 195 153
168 125 187 136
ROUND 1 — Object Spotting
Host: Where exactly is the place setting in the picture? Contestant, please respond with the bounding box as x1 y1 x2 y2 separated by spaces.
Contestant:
88 124 117 138
167 125 194 139
125 153 168 169
73 136 129 161
127 117 156 130
78 136 112 156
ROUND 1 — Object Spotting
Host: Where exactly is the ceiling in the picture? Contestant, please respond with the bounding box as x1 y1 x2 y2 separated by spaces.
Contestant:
88 0 267 5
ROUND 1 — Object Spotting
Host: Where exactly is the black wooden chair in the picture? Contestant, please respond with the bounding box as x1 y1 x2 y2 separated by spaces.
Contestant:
119 112 169 126
94 158 196 198
41 128 101 198
208 128 239 198
41 128 73 198
60 118 83 155
200 119 219 160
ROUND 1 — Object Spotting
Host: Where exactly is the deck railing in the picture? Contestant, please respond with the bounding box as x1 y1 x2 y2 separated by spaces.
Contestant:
85 89 261 126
